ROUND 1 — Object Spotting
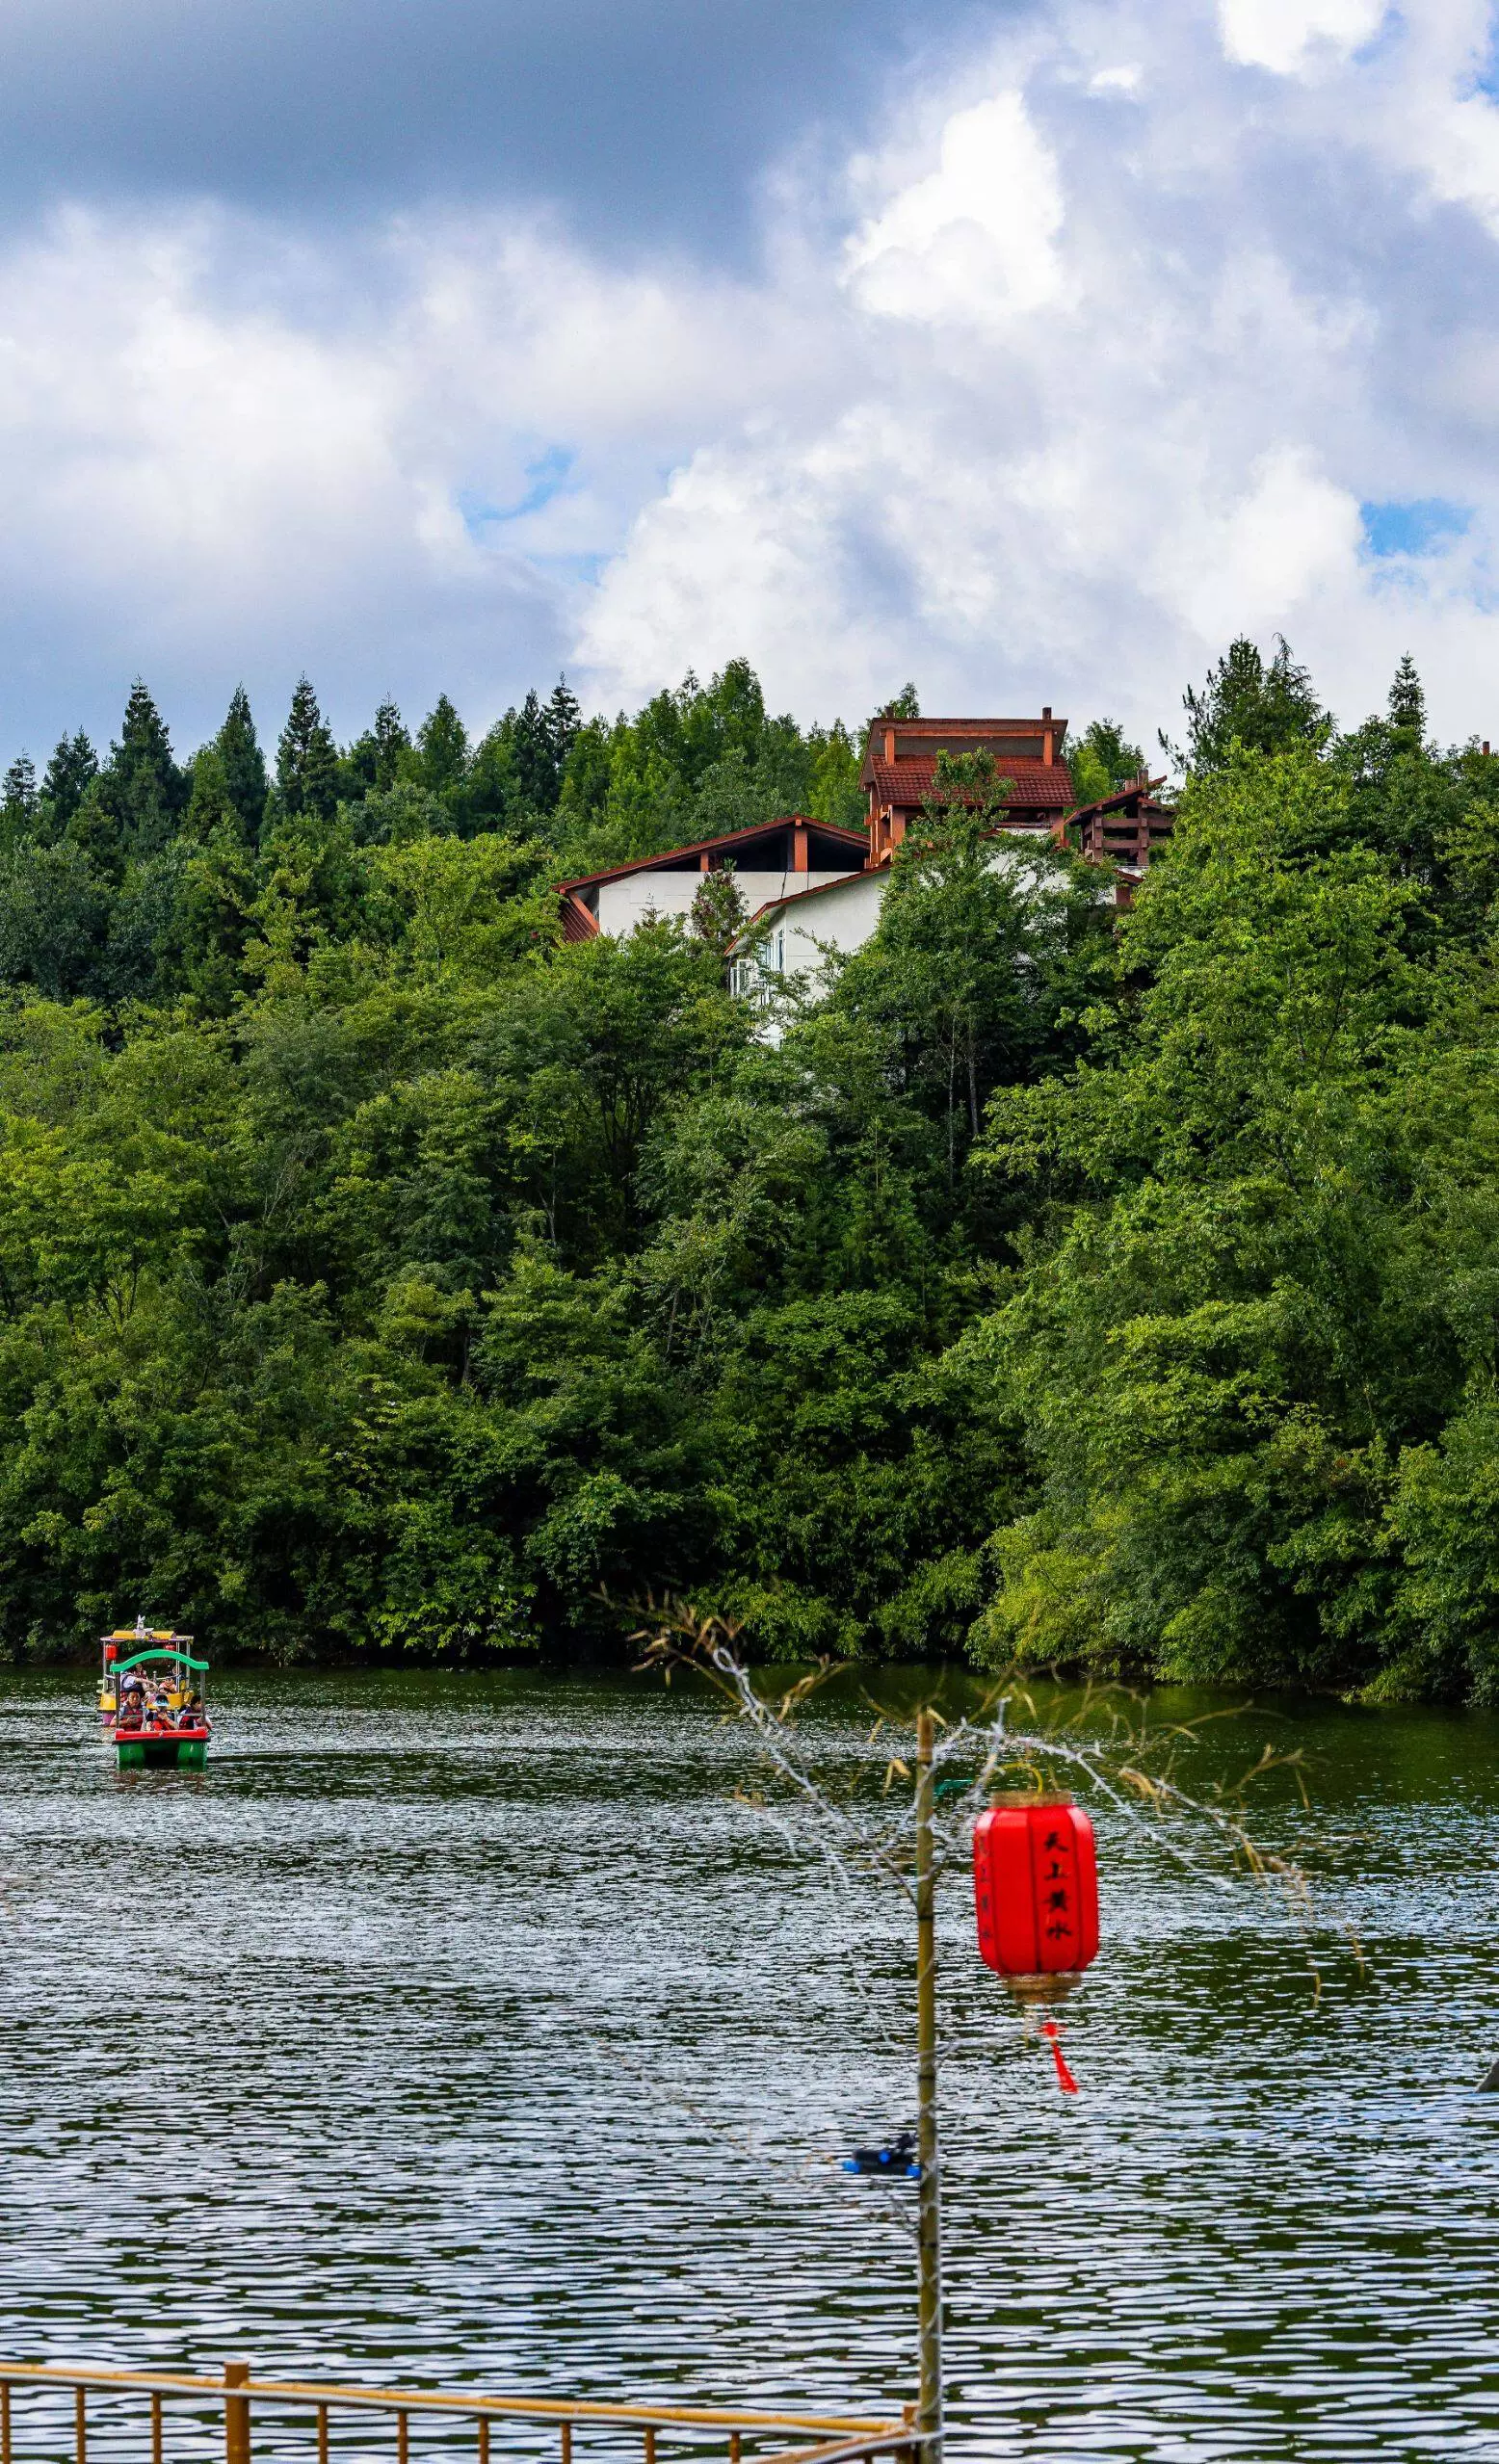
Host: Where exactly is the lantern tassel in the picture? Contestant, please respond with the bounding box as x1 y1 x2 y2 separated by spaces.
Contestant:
1040 2017 1079 2094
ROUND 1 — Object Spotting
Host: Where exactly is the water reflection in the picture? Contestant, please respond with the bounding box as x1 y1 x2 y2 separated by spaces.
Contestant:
0 1669 1496 2461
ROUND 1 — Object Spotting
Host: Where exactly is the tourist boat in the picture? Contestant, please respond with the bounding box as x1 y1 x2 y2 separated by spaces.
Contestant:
98 1619 211 1769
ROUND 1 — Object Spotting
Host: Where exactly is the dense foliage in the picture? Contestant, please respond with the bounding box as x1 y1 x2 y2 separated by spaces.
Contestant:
5 642 1499 1699
0 666 1108 1663
971 643 1499 1702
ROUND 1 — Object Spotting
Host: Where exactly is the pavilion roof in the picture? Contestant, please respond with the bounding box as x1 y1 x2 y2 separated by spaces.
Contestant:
867 755 1075 811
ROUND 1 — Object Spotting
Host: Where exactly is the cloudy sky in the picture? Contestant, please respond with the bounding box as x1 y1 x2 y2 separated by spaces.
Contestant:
3 0 1498 758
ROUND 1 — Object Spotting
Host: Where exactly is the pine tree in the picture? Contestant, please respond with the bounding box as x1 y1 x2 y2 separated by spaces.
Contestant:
106 682 185 853
2 753 38 843
277 677 340 821
511 690 559 810
1173 636 1328 773
1387 653 1427 755
41 730 98 832
416 695 470 794
217 685 269 842
546 677 582 772
373 698 409 790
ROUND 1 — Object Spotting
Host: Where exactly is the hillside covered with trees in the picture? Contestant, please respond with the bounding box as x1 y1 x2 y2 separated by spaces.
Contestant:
2 644 1499 1700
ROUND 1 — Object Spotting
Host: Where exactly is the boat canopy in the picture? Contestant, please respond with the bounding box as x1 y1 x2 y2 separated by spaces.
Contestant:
113 1647 209 1673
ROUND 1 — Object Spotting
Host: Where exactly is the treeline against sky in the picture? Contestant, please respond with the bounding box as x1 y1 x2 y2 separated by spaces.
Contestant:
0 664 1145 1011
0 664 869 1009
3 643 1499 1699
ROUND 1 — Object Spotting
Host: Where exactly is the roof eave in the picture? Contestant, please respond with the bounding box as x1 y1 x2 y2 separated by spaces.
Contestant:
553 813 869 898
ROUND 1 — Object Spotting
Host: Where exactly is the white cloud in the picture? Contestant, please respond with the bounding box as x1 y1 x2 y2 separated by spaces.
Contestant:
6 0 1499 753
1217 0 1385 76
1148 448 1364 642
844 92 1065 326
579 0 1499 744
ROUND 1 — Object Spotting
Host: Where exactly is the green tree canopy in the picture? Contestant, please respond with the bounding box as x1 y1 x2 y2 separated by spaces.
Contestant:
276 676 340 822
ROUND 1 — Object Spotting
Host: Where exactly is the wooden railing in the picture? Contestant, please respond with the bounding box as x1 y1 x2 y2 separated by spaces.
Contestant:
1068 804 1173 873
0 2364 918 2464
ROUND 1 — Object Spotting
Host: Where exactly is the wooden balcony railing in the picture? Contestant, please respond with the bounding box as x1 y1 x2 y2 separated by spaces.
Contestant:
1067 805 1173 872
0 2363 917 2464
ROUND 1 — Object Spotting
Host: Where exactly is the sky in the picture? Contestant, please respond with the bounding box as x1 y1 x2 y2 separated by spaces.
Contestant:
3 0 1499 761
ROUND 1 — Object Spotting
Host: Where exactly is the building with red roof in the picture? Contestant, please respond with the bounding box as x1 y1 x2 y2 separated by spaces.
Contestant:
551 712 1173 1016
861 710 1074 863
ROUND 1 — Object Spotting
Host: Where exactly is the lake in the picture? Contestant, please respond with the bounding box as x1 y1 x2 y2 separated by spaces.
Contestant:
1 1667 1496 2462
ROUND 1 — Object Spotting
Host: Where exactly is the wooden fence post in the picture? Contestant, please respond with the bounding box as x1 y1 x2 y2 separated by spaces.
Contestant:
224 2361 251 2464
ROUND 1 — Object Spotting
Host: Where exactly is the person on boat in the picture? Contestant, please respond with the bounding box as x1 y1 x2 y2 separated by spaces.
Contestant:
117 1691 144 1731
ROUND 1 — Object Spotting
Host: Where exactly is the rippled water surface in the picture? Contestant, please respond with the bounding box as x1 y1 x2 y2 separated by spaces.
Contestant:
2 1668 1498 2463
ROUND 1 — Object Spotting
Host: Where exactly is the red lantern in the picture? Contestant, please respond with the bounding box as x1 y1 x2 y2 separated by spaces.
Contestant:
973 1796 1098 1978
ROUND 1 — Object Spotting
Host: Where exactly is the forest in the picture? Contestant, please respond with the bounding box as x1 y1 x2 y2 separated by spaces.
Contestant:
2 643 1499 1699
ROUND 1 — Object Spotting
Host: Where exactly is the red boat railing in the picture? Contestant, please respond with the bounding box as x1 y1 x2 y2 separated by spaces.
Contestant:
0 2363 917 2464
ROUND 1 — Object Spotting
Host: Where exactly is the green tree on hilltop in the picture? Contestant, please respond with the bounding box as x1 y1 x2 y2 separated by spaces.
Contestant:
102 682 186 855
1 755 38 854
217 685 269 843
1169 635 1329 773
276 676 339 822
416 695 471 798
40 730 98 839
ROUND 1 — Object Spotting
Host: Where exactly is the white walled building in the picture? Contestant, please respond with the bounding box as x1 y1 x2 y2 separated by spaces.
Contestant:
556 816 868 942
553 721 1173 1023
728 777 1173 1028
727 868 887 1001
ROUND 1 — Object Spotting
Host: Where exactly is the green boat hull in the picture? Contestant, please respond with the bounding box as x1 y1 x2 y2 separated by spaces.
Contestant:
117 1738 207 1770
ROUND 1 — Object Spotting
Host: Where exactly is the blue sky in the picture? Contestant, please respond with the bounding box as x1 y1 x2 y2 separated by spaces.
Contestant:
4 0 1499 761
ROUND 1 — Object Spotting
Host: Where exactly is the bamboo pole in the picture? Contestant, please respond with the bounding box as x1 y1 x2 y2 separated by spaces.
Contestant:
913 1710 942 2464
0 2368 892 2442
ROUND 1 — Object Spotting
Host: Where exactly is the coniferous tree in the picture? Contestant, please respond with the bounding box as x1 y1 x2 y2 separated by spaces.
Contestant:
416 695 470 795
547 677 582 772
1387 653 1427 755
511 689 560 811
105 681 186 852
1171 636 1328 773
40 730 98 835
217 686 269 842
374 698 409 789
277 677 340 821
1 754 38 852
